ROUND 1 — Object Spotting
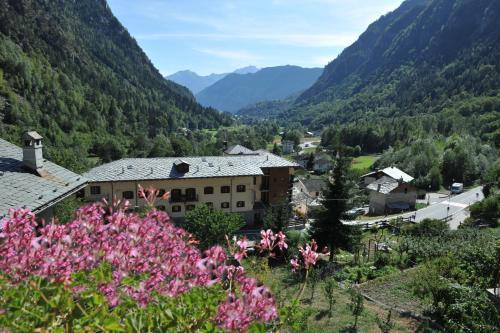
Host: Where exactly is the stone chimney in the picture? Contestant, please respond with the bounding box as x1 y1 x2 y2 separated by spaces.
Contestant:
22 131 44 171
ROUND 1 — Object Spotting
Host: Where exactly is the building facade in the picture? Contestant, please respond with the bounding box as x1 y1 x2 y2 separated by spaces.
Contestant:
83 153 297 225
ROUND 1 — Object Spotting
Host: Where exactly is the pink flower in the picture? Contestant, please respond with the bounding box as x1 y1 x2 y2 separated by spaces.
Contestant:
290 257 300 272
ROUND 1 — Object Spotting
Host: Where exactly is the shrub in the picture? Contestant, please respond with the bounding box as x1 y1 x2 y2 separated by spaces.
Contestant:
0 203 275 332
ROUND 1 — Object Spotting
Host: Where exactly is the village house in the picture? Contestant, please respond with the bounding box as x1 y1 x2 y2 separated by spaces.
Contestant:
297 178 327 199
223 144 258 156
360 166 414 187
366 176 417 215
0 132 87 220
293 178 327 217
313 153 332 174
281 140 294 154
83 152 298 225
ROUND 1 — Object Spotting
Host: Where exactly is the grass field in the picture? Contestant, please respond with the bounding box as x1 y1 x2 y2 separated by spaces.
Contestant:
245 262 422 332
351 155 378 171
357 268 427 316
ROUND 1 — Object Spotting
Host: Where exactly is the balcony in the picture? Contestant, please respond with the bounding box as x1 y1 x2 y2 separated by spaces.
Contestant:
170 194 199 203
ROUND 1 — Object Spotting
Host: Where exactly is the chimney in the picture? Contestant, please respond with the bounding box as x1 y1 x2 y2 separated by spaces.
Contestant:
22 131 44 171
377 183 381 192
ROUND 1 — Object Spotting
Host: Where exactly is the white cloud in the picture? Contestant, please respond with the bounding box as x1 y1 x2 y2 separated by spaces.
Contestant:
195 48 261 62
137 32 357 48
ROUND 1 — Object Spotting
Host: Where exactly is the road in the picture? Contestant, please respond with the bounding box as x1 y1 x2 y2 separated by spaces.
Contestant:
344 186 484 230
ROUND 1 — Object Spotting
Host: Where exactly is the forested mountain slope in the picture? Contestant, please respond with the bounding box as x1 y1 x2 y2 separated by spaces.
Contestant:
0 0 232 171
284 0 499 147
196 65 322 113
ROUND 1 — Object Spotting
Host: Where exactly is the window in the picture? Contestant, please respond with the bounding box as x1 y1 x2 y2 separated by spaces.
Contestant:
122 191 134 199
157 189 166 197
156 205 166 211
221 186 231 193
221 202 230 209
186 204 195 211
186 188 196 201
236 201 245 208
204 186 214 194
205 202 213 208
172 205 181 212
171 189 182 202
90 186 101 195
253 177 257 185
404 188 408 194
236 185 246 192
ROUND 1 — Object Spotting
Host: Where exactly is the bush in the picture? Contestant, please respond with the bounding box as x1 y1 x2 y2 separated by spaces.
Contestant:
0 204 276 332
184 204 245 249
403 218 449 237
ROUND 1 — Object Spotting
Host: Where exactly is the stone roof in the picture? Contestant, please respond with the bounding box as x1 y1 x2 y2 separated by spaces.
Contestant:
224 145 257 155
84 154 299 183
0 138 87 218
300 178 327 193
362 166 414 183
366 176 400 194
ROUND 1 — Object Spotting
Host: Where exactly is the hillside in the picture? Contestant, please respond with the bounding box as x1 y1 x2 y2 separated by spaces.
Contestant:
166 70 226 94
281 0 499 147
196 65 323 113
0 0 232 171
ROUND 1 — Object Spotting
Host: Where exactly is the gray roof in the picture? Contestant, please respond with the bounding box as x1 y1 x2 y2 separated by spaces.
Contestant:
366 176 399 194
23 131 43 140
84 154 299 183
224 145 257 155
0 138 87 218
300 178 327 193
362 166 414 183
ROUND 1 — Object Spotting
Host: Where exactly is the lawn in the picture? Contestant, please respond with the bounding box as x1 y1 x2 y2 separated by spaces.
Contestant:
351 155 378 171
244 261 422 332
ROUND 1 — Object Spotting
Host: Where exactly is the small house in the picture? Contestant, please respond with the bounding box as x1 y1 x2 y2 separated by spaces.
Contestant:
360 166 414 187
313 153 332 174
282 140 294 154
366 176 416 215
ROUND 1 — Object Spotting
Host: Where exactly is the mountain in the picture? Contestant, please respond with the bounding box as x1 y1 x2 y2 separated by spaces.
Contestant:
166 66 259 94
283 0 500 147
196 65 323 113
233 66 259 75
166 70 226 94
0 0 231 171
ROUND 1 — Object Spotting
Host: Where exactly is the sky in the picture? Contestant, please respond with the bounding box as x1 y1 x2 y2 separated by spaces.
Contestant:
106 0 404 76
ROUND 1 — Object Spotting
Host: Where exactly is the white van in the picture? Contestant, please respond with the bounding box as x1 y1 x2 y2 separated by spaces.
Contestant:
450 183 464 194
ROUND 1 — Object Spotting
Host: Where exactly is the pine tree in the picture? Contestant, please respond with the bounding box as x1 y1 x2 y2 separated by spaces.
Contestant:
309 154 352 261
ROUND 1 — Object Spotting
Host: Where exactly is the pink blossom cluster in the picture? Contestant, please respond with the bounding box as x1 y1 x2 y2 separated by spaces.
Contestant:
0 201 276 331
258 229 287 255
290 240 320 272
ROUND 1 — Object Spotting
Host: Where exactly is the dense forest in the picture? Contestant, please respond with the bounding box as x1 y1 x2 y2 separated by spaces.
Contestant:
0 0 232 172
243 0 499 148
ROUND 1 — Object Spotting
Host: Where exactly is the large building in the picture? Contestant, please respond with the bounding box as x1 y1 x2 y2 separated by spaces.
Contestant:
0 132 87 220
83 152 298 225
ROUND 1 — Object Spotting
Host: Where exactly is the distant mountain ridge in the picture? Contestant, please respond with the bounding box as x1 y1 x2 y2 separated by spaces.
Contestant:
196 65 323 113
166 66 259 94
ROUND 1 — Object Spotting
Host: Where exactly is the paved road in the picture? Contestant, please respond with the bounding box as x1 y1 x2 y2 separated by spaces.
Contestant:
344 186 484 230
401 186 483 229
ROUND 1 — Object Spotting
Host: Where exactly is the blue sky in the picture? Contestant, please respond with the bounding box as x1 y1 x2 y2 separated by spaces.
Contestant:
107 0 403 76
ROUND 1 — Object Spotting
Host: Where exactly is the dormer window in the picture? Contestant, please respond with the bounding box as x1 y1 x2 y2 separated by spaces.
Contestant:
174 159 190 173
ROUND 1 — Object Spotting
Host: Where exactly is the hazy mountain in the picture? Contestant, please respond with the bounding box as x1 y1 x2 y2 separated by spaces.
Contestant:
166 70 227 94
284 0 500 136
233 66 259 75
166 66 260 94
196 65 323 113
0 0 231 169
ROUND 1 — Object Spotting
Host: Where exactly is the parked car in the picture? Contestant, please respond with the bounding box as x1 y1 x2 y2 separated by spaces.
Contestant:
450 182 464 194
344 207 366 218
